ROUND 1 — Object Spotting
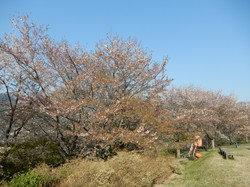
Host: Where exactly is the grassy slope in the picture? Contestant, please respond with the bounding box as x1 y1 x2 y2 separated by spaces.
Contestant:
58 151 177 187
2 151 179 187
3 145 250 187
165 144 250 187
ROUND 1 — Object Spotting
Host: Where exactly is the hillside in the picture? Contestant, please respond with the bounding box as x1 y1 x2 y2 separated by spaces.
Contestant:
2 145 250 186
2 151 179 187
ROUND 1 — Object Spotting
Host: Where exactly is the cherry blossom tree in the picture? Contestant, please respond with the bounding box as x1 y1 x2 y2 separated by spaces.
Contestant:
163 86 249 148
0 16 172 155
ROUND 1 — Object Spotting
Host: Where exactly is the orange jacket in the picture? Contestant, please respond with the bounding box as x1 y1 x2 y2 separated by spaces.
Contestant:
194 138 202 147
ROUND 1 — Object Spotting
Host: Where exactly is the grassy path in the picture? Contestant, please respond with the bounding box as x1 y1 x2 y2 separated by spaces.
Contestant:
159 144 250 187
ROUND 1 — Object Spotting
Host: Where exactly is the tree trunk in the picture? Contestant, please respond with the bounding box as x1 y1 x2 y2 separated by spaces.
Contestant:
211 139 215 149
5 112 14 140
229 136 234 144
176 148 181 158
246 135 249 144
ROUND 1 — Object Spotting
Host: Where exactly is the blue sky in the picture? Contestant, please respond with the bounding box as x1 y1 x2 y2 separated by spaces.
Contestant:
1 0 250 101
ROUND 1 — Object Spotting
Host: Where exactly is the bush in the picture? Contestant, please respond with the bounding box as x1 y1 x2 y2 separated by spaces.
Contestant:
60 151 177 187
8 164 64 187
0 139 65 180
9 171 44 187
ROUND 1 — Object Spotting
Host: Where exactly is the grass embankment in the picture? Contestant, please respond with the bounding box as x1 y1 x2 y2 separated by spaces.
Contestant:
164 144 250 187
58 151 177 187
2 151 178 187
3 145 250 187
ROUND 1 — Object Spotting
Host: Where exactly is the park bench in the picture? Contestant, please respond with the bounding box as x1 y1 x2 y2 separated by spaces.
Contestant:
219 147 234 159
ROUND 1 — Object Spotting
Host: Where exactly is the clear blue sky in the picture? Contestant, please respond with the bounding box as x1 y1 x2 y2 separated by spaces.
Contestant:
1 0 250 101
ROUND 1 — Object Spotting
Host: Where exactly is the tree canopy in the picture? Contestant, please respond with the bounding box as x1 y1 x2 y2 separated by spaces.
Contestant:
0 16 249 156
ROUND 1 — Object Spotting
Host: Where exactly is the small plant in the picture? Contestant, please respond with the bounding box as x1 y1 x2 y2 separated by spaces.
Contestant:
9 171 44 187
8 164 64 187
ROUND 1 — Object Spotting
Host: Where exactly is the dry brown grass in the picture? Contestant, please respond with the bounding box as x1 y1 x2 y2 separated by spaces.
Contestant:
58 151 177 187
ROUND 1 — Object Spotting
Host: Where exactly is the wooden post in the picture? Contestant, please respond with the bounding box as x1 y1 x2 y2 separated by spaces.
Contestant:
211 139 215 149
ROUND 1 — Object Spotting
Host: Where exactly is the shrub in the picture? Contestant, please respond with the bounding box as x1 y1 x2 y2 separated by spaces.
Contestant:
0 139 65 180
59 151 177 187
8 164 64 187
9 171 44 187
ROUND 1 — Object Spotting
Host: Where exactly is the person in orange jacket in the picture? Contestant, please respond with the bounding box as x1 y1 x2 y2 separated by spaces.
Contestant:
188 135 203 158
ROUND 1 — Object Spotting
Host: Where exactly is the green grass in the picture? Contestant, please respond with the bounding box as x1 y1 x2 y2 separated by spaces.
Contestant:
164 144 250 187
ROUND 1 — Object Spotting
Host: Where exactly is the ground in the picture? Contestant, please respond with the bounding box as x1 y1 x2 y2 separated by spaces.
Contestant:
155 144 250 187
2 144 250 186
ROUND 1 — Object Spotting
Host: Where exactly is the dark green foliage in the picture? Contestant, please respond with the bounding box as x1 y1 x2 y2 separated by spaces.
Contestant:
9 169 60 187
0 139 65 180
43 143 64 167
216 137 231 146
168 147 177 155
173 133 189 143
79 139 118 160
235 134 249 144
